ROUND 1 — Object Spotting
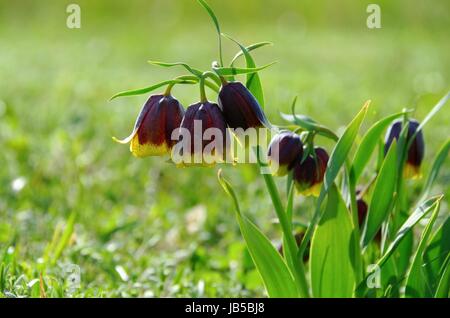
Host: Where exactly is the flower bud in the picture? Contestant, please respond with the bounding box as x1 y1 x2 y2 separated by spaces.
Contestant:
172 101 229 166
384 119 424 178
218 82 269 130
267 131 303 176
293 147 329 197
115 94 184 158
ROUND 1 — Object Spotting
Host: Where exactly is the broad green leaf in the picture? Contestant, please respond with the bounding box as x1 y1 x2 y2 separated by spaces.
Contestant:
423 216 450 295
298 102 369 256
230 42 273 66
147 60 203 77
419 139 450 201
434 255 450 298
110 79 196 100
217 170 298 297
377 195 443 268
352 111 406 181
197 0 223 66
361 141 398 247
221 34 266 108
213 62 276 76
405 200 441 297
310 185 357 297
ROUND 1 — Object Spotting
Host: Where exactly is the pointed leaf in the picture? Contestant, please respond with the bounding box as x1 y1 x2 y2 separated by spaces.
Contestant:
361 141 398 247
213 62 276 76
405 200 442 297
419 139 450 201
352 111 406 181
230 42 273 66
147 60 203 77
434 256 450 298
217 170 298 297
222 33 266 108
423 216 450 295
110 79 196 100
377 195 443 268
197 0 223 66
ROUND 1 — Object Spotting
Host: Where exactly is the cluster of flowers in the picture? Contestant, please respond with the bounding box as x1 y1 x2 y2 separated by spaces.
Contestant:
117 73 424 200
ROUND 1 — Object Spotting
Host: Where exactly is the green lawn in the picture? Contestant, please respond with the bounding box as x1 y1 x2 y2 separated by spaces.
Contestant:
0 0 448 297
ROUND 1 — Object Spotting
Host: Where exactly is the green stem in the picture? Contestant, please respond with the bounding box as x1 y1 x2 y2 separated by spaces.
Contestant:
164 83 175 96
255 147 309 297
261 171 309 297
202 71 222 87
199 76 207 102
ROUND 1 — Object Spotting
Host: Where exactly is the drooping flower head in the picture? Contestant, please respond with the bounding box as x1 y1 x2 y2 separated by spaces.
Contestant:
267 131 303 176
114 94 185 158
293 147 329 197
172 101 230 166
384 119 424 178
218 82 269 130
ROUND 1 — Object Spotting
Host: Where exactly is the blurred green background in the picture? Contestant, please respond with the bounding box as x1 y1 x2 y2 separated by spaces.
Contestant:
0 0 448 297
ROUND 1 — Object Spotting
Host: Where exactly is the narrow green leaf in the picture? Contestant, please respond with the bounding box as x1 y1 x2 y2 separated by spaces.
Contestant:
110 79 196 100
197 0 223 66
413 92 450 141
230 42 273 66
222 34 266 108
377 195 443 268
423 216 450 295
434 255 450 298
361 141 398 247
147 60 203 77
217 170 298 297
419 139 450 201
280 112 338 141
214 62 276 77
323 101 370 192
405 200 441 297
352 111 406 181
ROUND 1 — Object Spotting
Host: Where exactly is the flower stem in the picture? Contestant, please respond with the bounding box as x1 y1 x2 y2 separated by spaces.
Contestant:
199 76 207 102
255 147 309 297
